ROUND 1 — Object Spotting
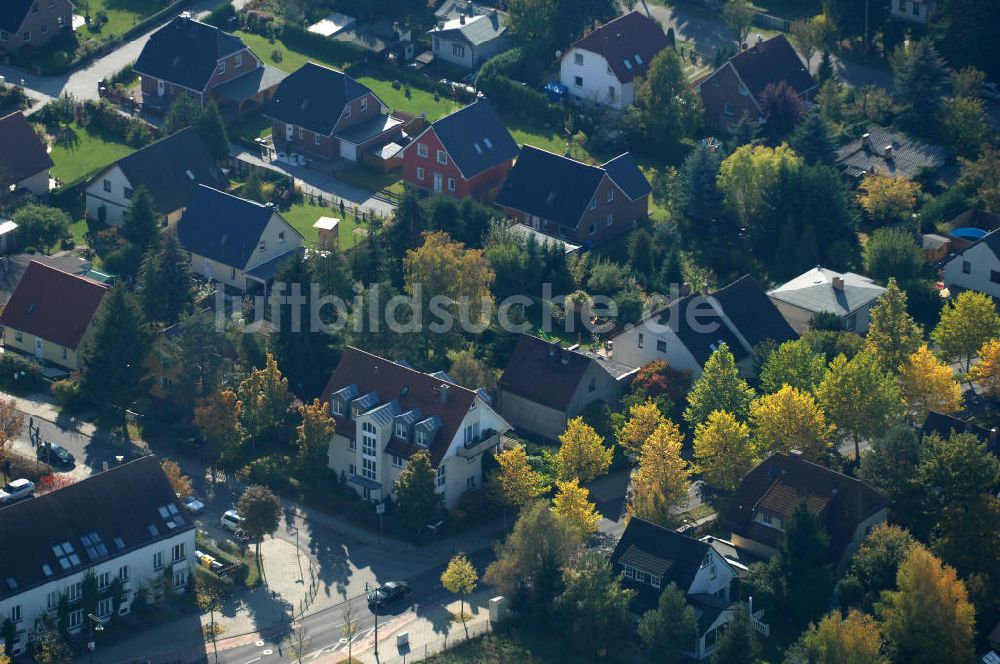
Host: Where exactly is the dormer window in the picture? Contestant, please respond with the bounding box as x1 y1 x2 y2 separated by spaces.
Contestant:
755 510 784 531
217 61 225 76
416 429 427 446
235 53 243 68
360 97 368 112
395 422 407 439
343 105 352 119
332 399 344 416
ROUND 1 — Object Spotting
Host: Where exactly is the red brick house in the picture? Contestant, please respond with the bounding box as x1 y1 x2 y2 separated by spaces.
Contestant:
495 146 651 246
0 0 73 54
134 14 286 115
697 34 816 130
265 62 404 164
401 99 519 202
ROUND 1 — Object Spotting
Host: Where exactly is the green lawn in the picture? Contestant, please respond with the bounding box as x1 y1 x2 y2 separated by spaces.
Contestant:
336 165 403 196
68 218 89 246
509 124 568 156
47 123 133 185
282 203 364 249
82 0 164 40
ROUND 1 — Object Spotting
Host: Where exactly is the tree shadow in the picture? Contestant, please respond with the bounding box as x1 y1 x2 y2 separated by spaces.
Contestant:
51 124 81 150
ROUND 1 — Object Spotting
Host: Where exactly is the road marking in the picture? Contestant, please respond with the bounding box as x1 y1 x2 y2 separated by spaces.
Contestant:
243 658 262 664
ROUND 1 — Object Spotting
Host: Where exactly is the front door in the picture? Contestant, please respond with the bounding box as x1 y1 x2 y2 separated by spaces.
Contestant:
157 79 165 97
204 257 213 281
433 173 442 193
34 337 43 360
286 123 294 142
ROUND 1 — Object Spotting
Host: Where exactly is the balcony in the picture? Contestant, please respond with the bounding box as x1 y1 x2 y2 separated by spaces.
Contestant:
457 430 502 458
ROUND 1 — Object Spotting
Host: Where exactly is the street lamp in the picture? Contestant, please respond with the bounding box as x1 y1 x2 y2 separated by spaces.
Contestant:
375 502 385 545
87 614 104 664
366 582 380 659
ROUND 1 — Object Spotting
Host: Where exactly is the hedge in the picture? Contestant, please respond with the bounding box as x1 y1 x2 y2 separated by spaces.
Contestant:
279 23 370 68
0 353 47 395
477 73 564 126
202 3 237 29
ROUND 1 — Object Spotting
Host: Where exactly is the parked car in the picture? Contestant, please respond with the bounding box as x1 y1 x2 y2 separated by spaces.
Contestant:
183 495 206 515
36 442 75 467
219 509 244 532
980 82 1000 101
0 478 35 504
367 581 412 609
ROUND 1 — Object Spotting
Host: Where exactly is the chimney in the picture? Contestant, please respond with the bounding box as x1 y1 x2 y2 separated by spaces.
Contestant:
460 13 465 24
832 276 845 291
440 384 450 404
861 133 871 148
467 0 475 15
884 145 893 158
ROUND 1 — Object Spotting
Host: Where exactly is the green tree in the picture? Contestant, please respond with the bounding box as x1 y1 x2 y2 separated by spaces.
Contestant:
197 100 230 160
556 550 636 658
684 343 756 426
121 186 159 250
693 410 756 491
163 93 203 134
80 287 153 424
863 278 924 373
242 168 264 203
816 351 904 459
717 143 801 231
11 204 70 250
496 446 548 510
790 112 837 166
139 234 193 324
891 38 950 134
394 450 442 531
760 338 828 394
722 0 754 46
857 426 922 528
680 143 725 237
237 353 292 446
446 347 498 394
157 311 228 409
931 289 1000 370
32 627 72 664
862 228 923 286
441 552 478 633
631 49 703 155
915 432 1000 536
939 95 988 159
785 609 887 664
638 582 698 663
958 145 1000 212
837 524 916 614
236 484 283 577
710 606 761 664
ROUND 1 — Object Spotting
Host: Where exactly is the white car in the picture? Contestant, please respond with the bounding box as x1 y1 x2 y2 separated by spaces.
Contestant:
182 495 206 515
0 478 35 504
219 509 244 532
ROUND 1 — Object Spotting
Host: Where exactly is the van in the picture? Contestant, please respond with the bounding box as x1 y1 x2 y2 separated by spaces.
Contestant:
219 509 244 532
0 479 35 504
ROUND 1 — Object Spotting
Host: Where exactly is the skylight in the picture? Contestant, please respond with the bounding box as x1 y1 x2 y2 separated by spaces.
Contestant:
623 59 633 70
148 524 160 537
41 564 53 577
52 542 81 571
473 143 483 154
113 537 125 550
81 532 108 561
5 578 17 590
634 54 643 64
185 169 196 181
483 137 493 149
546 191 557 204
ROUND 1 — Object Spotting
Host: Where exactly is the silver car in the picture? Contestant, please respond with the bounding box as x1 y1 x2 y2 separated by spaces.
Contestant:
0 479 35 503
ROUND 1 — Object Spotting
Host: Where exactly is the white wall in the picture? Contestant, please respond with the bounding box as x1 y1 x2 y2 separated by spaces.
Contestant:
243 211 304 272
612 321 703 376
85 166 132 226
943 242 1000 299
0 529 194 656
559 46 633 110
432 35 475 68
687 548 735 598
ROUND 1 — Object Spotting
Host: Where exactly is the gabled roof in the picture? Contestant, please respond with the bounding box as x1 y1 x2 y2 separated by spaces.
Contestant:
922 411 993 445
499 334 635 412
176 186 284 269
724 453 888 565
496 146 650 229
0 111 54 186
320 347 481 466
264 62 376 137
429 11 506 46
652 292 748 366
610 517 711 613
836 125 945 180
0 0 42 32
711 275 797 349
134 15 248 92
767 267 886 316
413 99 519 178
0 457 192 601
0 253 91 306
97 127 228 215
727 34 816 99
0 261 109 350
570 11 668 84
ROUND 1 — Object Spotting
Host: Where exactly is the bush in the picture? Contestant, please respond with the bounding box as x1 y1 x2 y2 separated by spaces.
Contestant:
0 353 46 394
3 453 54 483
50 377 80 406
278 23 368 68
476 73 563 126
203 3 236 28
78 99 158 147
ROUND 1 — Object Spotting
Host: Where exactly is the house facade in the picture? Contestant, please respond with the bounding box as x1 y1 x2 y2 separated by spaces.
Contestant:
0 0 74 54
322 348 512 510
497 334 636 441
558 11 668 110
890 0 935 23
0 111 53 196
267 62 402 164
429 10 508 69
401 99 519 202
0 458 195 657
176 185 304 292
85 128 228 227
0 261 109 371
942 229 1000 299
496 147 651 246
767 267 886 334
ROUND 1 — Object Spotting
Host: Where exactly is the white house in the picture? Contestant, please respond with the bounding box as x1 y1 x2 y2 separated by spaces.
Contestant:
322 347 511 510
558 11 668 110
890 0 935 23
767 267 887 335
0 457 195 657
943 228 1000 299
176 185 304 291
428 9 509 69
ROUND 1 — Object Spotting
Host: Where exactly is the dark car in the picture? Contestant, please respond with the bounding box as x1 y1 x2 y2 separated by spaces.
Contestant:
36 442 75 467
367 581 412 609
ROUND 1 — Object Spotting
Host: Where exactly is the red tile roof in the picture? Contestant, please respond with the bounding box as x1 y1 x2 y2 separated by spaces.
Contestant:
571 11 669 83
0 261 109 349
0 111 53 186
320 347 477 466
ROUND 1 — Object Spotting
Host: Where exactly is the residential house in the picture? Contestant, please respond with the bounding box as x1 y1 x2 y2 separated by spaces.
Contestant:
333 19 414 63
134 13 286 114
175 185 304 292
922 411 999 459
942 227 1000 299
429 8 508 69
0 219 19 254
266 62 404 164
724 452 889 571
558 11 668 110
697 34 816 130
435 0 496 20
84 127 229 227
836 126 944 182
767 266 886 334
0 252 91 306
610 518 758 661
401 99 519 202
0 261 109 371
0 0 73 54
497 334 637 441
890 0 935 23
611 275 797 377
496 146 651 246
0 111 53 196
508 223 581 254
0 457 195 657
321 347 512 509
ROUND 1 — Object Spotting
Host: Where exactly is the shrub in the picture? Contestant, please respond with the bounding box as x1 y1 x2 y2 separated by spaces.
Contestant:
51 377 81 406
278 23 368 68
0 353 46 394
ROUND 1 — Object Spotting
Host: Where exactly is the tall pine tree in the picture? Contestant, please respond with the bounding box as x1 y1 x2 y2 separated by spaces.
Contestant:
790 112 837 166
197 101 230 160
121 186 159 250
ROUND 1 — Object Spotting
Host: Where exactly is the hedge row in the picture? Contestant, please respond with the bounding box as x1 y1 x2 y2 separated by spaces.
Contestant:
279 23 370 68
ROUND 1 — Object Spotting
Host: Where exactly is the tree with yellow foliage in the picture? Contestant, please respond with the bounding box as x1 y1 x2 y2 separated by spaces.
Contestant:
857 173 920 225
630 422 691 528
296 398 337 487
693 410 756 491
969 338 1000 399
899 345 961 423
557 417 613 483
616 400 667 458
932 290 1000 371
552 479 601 539
496 446 548 509
750 385 835 461
788 609 887 664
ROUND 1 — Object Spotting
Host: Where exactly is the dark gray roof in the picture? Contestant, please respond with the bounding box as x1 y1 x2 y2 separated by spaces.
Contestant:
648 292 749 366
497 146 604 228
213 64 287 103
429 12 506 46
134 15 248 92
419 99 519 178
0 457 192 600
922 411 993 444
711 275 797 348
836 125 945 180
337 114 404 144
265 62 376 137
0 0 36 32
728 34 816 98
435 0 496 19
176 185 281 269
602 152 652 200
103 127 228 216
